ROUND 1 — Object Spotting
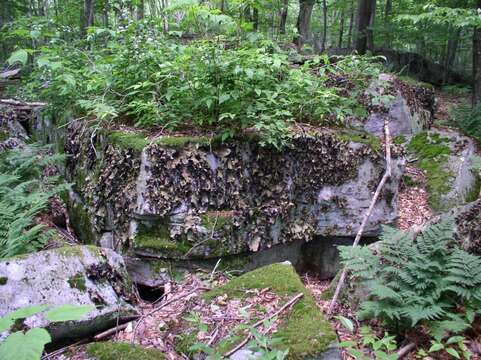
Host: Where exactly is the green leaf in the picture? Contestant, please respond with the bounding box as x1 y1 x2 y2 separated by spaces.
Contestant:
337 341 357 348
7 49 28 66
446 336 465 345
0 317 14 333
446 348 460 359
0 328 51 360
7 305 49 320
335 315 354 333
429 343 444 352
44 304 95 322
218 94 230 105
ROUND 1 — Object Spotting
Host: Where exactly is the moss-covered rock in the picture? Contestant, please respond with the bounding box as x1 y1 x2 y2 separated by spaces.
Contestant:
87 341 165 360
198 263 337 359
407 129 479 212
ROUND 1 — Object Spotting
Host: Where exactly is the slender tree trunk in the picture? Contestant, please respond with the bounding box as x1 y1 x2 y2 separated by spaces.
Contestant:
136 0 145 19
103 0 109 27
383 0 391 47
347 0 354 48
279 0 289 34
338 9 345 48
82 0 95 34
253 7 259 31
220 0 225 13
355 0 374 54
321 0 327 52
473 0 481 106
366 0 376 52
295 0 315 48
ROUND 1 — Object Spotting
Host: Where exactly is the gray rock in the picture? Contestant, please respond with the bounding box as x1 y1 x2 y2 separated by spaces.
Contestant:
363 74 433 137
0 246 137 344
124 256 171 288
434 128 479 211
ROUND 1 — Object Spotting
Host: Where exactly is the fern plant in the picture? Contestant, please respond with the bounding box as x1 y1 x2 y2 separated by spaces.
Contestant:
339 219 481 336
0 144 68 259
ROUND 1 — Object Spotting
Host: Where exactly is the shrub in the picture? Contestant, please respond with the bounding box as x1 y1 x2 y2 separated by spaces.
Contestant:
452 104 481 144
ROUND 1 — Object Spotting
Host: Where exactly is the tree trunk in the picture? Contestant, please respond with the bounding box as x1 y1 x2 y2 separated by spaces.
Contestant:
82 0 95 34
338 9 345 48
347 0 354 48
253 7 259 31
473 0 481 106
279 0 289 34
355 0 374 54
136 0 145 20
321 0 327 52
366 0 376 52
295 0 315 48
383 0 392 47
103 0 109 27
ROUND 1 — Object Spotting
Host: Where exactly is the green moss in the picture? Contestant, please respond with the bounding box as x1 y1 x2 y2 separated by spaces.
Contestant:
337 129 382 154
0 277 7 285
200 213 232 231
156 136 212 149
68 272 87 291
0 131 9 142
398 75 434 90
54 245 101 258
204 263 336 358
69 201 97 245
393 135 407 145
87 342 165 360
408 132 453 210
134 222 192 257
108 131 149 152
466 175 481 203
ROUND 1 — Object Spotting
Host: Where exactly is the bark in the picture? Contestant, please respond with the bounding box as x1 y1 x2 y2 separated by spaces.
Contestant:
473 2 481 106
136 0 145 20
295 0 315 48
383 0 392 47
82 0 95 34
366 0 376 52
347 0 354 48
103 0 109 27
321 0 328 52
253 7 259 31
443 28 460 84
355 0 374 54
338 9 345 48
279 0 289 34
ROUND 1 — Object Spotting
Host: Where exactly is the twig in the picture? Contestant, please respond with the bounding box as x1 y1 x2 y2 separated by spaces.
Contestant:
396 342 416 359
94 322 130 340
131 286 210 345
327 121 392 315
223 293 304 357
41 340 88 360
210 258 222 282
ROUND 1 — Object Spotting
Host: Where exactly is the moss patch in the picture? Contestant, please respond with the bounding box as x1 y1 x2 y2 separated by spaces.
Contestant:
203 263 336 358
393 135 407 145
0 277 7 285
156 136 213 149
134 222 192 257
108 131 149 152
68 272 87 292
337 129 382 154
466 174 481 203
200 212 233 232
408 132 453 210
87 342 165 360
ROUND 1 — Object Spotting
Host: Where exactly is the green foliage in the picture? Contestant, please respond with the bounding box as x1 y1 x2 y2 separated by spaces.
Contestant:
0 304 95 360
0 144 68 259
407 132 453 210
452 104 481 144
337 322 398 360
339 220 481 334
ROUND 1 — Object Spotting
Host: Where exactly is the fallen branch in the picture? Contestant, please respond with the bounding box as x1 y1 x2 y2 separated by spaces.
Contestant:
396 342 416 359
327 121 392 315
223 292 304 357
131 285 210 345
94 322 130 340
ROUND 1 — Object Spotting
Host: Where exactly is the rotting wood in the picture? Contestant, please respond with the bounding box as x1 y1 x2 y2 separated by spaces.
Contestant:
327 120 392 315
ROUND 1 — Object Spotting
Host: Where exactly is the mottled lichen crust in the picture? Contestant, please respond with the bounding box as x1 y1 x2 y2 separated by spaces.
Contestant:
66 123 402 259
